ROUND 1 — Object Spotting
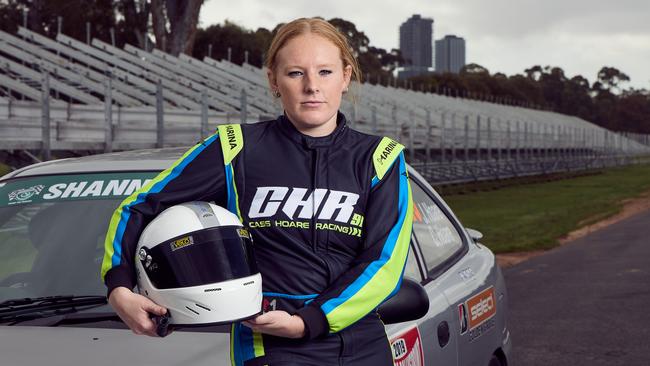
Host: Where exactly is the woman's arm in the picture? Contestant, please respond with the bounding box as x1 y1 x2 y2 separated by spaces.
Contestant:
297 147 413 339
101 132 227 335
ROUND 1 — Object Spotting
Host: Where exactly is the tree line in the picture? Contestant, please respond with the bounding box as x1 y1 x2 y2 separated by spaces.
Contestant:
406 64 650 134
1 1 648 134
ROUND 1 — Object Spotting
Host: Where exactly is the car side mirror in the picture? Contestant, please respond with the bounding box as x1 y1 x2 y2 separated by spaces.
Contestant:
377 278 429 325
465 227 483 242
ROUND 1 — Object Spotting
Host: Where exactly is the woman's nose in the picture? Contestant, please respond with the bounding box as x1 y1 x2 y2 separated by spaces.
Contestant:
303 72 320 94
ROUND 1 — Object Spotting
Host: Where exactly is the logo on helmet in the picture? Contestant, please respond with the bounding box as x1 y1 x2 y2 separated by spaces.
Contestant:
170 236 194 251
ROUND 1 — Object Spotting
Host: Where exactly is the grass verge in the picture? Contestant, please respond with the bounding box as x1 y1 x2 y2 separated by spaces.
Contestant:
441 163 650 253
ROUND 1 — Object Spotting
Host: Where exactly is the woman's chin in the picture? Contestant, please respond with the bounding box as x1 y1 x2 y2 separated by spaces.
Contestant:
289 112 335 128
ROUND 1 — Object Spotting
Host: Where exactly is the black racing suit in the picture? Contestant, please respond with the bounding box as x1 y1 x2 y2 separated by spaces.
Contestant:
101 113 414 365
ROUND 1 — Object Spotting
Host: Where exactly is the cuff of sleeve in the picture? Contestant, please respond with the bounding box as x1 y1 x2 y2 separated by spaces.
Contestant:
296 303 329 340
104 266 135 299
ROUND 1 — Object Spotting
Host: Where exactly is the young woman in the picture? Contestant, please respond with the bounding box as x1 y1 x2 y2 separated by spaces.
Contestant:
102 17 413 365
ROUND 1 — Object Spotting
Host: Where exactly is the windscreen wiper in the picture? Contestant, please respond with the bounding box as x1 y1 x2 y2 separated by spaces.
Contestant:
0 295 108 324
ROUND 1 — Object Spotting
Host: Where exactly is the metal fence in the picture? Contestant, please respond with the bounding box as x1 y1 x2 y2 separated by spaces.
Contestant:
1 26 649 184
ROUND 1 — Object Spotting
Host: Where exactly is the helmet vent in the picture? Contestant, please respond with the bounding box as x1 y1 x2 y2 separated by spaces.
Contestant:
195 303 211 312
185 306 200 315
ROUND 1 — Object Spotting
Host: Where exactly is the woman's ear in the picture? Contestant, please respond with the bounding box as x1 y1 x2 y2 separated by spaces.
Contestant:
343 64 352 91
267 69 278 92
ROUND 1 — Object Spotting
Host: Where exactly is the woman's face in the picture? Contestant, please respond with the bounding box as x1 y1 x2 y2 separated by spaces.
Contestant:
268 33 352 137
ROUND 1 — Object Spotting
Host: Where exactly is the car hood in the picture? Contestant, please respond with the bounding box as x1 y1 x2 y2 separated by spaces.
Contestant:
0 326 231 366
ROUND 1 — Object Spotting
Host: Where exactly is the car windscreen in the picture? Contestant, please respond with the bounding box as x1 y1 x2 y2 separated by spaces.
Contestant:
0 172 156 304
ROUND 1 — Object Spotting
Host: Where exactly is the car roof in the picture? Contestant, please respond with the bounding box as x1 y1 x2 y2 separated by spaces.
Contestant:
2 148 190 180
3 148 419 180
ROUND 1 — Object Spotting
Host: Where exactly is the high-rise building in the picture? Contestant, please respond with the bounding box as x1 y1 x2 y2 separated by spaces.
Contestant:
398 14 434 79
435 35 466 74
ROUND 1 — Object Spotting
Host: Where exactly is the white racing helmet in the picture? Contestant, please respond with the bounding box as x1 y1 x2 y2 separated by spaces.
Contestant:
135 201 262 326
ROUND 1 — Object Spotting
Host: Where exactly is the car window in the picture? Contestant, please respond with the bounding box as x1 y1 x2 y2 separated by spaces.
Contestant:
410 179 464 272
403 244 421 281
0 172 156 303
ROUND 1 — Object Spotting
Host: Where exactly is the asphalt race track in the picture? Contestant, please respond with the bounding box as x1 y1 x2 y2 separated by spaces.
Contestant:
504 208 650 366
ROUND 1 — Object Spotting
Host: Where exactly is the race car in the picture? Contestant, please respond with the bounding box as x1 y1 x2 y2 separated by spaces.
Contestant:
0 147 511 366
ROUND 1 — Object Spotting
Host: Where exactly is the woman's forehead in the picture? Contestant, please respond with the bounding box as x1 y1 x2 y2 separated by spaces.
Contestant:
276 33 342 66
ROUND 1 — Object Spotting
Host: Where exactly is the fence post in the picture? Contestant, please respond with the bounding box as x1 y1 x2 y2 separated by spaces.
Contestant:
464 115 470 163
240 88 248 124
516 121 521 162
532 123 537 160
371 105 377 135
425 109 432 166
524 122 529 162
41 71 51 161
450 113 456 162
392 105 398 140
201 89 209 139
544 125 552 162
476 115 481 161
104 73 113 153
440 111 446 163
487 117 492 161
156 79 164 148
496 119 502 162
506 120 511 161
408 110 415 163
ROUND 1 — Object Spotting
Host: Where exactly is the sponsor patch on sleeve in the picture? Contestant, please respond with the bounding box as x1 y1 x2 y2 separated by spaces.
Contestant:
372 137 404 180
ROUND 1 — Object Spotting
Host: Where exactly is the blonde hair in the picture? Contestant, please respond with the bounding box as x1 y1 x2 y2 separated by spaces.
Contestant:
265 18 362 86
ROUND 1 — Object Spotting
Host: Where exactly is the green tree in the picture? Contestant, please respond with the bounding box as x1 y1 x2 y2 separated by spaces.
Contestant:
595 66 630 94
115 0 151 49
192 21 272 67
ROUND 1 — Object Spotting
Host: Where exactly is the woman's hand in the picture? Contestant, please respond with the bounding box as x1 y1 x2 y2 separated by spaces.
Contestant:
108 286 168 337
243 311 306 338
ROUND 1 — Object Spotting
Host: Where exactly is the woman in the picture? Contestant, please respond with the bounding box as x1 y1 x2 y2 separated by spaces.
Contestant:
102 17 413 365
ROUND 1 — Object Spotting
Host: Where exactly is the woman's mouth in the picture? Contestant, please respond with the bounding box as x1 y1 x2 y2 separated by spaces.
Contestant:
301 101 325 108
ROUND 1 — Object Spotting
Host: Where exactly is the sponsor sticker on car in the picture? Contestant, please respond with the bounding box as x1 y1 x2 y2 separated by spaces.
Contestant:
390 326 425 366
458 286 497 341
0 172 157 206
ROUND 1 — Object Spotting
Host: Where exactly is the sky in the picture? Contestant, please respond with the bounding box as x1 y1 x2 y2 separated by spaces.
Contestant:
199 0 650 90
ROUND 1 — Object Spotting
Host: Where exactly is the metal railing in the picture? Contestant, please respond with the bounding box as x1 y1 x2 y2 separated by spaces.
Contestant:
1 26 649 184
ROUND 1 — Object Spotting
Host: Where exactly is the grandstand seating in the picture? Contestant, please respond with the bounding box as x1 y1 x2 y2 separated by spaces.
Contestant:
1 27 648 182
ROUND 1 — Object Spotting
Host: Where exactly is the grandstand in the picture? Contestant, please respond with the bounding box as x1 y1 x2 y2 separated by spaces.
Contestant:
1 27 649 184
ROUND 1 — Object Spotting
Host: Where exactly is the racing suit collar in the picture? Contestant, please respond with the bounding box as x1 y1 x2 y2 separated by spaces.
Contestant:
278 112 348 149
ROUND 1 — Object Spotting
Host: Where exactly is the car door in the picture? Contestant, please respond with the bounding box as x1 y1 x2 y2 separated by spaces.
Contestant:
385 174 468 366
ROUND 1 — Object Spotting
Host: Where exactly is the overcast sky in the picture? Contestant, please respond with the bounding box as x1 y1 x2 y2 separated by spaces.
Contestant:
199 0 650 89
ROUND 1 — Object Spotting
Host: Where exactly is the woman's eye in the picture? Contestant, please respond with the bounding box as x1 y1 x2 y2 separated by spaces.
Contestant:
288 71 303 77
319 70 333 76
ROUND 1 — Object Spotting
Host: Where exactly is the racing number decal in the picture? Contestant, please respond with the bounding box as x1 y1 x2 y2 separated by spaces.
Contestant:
390 326 425 366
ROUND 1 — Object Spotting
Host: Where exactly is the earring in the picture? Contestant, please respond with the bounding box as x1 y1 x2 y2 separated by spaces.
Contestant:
273 90 281 98
343 87 349 94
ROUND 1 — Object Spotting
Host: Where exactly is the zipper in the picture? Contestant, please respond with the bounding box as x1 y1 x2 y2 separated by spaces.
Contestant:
310 147 320 252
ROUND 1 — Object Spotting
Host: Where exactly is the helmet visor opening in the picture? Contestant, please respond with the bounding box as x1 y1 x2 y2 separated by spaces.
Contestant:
141 226 258 290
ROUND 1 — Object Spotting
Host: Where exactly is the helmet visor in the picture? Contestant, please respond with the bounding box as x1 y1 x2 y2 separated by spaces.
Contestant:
140 226 258 290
